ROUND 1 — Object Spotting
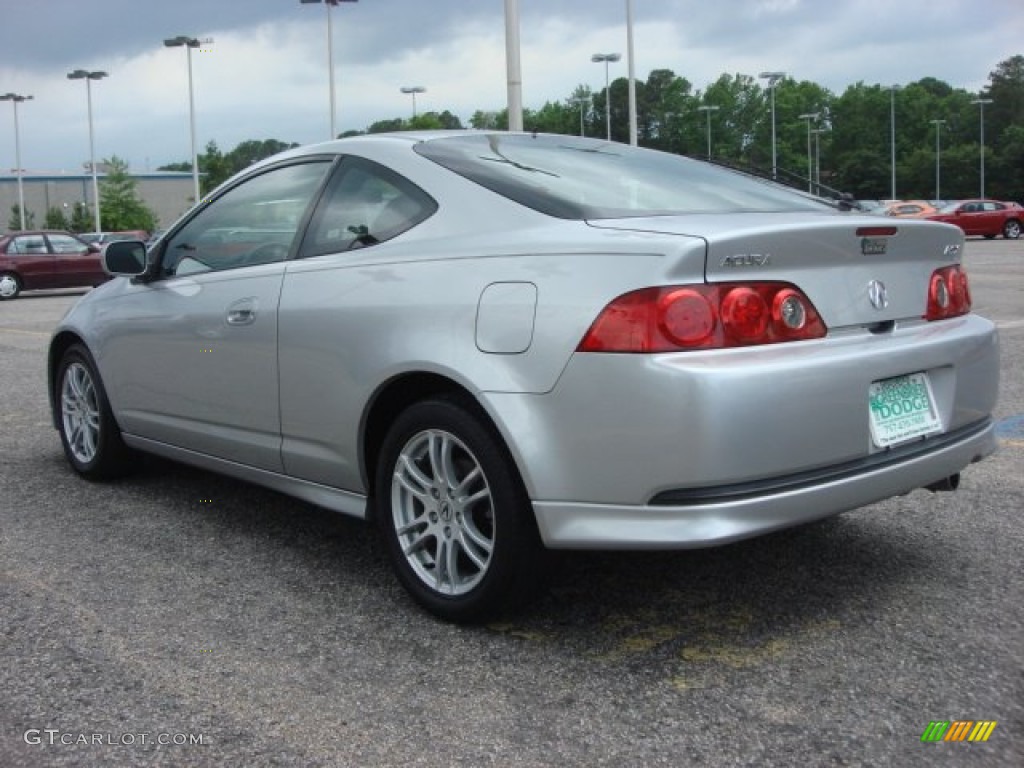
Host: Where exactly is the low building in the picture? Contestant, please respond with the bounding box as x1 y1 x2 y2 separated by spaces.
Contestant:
0 169 196 232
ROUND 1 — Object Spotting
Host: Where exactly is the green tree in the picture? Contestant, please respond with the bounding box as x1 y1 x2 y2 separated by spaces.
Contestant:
638 69 698 154
69 202 91 233
469 110 507 130
8 205 35 230
980 56 1024 202
693 73 765 166
44 206 69 230
368 117 407 133
99 156 158 232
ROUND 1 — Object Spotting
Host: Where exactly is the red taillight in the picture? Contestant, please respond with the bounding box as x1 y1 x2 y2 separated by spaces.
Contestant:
658 288 716 346
925 265 972 321
578 283 826 353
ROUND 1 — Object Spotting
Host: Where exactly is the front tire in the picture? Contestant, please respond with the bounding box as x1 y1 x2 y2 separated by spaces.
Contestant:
56 344 133 479
1003 219 1021 239
375 397 546 623
0 272 21 300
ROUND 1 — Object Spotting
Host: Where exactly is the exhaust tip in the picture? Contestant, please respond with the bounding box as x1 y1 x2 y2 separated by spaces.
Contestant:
925 473 960 492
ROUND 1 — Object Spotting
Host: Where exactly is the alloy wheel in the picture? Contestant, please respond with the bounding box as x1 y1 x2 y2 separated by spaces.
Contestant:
390 428 495 596
61 362 102 465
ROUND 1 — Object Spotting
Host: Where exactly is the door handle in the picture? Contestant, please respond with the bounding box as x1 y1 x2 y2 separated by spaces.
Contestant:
226 299 257 326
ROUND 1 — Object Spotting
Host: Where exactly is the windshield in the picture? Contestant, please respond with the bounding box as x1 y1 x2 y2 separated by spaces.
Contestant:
414 133 829 220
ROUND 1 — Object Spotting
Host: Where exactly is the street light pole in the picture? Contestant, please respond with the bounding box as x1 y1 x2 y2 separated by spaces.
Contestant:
592 53 621 141
798 112 819 193
504 0 523 132
300 0 359 140
625 0 637 146
697 105 719 160
163 35 203 204
400 86 426 118
759 71 785 179
67 70 108 233
930 119 946 202
811 127 830 188
0 92 32 230
971 98 993 198
571 97 589 137
889 85 900 200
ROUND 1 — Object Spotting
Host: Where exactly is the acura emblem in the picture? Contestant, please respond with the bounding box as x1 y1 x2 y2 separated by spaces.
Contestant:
867 280 889 310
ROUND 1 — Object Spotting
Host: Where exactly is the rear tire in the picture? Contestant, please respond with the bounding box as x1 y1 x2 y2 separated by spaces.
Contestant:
1003 219 1021 239
375 397 548 623
56 344 133 479
0 272 21 300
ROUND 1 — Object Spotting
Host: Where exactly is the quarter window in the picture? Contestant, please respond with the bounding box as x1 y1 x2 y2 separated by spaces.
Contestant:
161 161 331 277
302 157 436 257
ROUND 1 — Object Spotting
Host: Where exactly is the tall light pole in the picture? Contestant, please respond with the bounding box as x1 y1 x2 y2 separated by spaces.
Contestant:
930 119 946 202
697 105 719 159
625 0 637 146
163 35 202 204
592 53 621 141
571 97 589 137
504 0 523 132
0 92 32 230
971 97 994 198
811 127 830 189
300 0 359 140
400 86 426 118
798 112 819 193
67 70 107 233
761 71 782 179
888 85 900 200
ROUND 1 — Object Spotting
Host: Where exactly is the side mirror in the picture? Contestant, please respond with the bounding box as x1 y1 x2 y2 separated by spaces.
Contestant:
103 240 148 277
87 243 101 254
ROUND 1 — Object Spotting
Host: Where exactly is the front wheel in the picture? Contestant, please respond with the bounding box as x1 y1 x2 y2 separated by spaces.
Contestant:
56 344 133 479
1003 219 1021 239
375 397 547 623
0 272 21 300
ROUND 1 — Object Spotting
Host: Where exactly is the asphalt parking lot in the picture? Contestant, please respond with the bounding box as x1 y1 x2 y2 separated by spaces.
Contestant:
1 239 1021 767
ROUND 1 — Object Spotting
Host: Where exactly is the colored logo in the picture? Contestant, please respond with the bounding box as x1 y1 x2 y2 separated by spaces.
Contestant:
921 720 997 743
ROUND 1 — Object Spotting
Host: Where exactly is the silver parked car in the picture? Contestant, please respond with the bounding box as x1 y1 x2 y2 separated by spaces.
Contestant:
48 133 1000 622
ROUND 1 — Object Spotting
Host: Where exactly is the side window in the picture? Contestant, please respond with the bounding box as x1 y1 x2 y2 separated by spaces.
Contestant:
10 236 47 254
47 234 88 254
302 156 437 257
161 161 330 277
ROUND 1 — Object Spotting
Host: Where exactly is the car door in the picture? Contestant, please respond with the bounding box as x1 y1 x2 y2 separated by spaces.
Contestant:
277 156 438 490
98 159 334 471
46 233 101 288
979 202 1004 236
7 234 54 289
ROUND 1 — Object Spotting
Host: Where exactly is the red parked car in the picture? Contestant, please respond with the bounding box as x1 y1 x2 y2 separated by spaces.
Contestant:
0 230 107 300
925 199 1022 239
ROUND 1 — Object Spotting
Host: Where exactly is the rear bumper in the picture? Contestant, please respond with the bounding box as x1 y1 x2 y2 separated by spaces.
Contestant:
533 419 995 549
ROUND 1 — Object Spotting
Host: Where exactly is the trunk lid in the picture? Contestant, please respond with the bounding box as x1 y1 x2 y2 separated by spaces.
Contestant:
588 213 965 329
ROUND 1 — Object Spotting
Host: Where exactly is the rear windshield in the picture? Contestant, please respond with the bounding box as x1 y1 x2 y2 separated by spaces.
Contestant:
414 133 828 220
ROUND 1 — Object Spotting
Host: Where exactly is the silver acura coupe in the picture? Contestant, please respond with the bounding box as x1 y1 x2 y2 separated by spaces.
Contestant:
48 132 999 622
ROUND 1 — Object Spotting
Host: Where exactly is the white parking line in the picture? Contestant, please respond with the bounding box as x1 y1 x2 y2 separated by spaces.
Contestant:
0 328 51 337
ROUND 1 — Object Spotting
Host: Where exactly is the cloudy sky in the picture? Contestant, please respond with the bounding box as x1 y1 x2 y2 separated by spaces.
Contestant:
1 0 1021 174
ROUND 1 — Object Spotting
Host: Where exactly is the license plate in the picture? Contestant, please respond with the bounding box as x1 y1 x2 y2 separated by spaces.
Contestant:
868 373 943 448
